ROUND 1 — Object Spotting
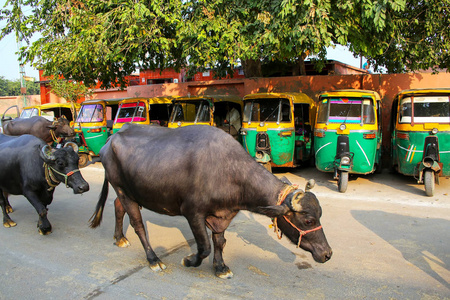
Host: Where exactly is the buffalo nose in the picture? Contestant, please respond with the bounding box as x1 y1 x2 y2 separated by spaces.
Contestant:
76 183 90 194
324 249 333 261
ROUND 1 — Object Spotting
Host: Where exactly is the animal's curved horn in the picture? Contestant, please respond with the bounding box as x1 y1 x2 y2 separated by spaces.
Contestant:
287 190 304 212
41 145 56 161
64 142 79 153
305 179 315 192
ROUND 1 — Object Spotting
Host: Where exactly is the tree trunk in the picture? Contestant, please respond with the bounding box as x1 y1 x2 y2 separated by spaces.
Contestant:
242 59 262 78
292 52 308 76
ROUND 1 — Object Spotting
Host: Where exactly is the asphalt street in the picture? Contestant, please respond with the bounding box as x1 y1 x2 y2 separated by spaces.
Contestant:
0 163 449 300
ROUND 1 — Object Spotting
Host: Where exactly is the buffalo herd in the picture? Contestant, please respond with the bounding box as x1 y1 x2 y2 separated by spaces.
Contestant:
0 120 331 278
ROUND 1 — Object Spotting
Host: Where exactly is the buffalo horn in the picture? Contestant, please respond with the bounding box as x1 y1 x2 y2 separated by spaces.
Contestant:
288 190 304 212
41 145 56 161
305 179 315 192
64 142 79 153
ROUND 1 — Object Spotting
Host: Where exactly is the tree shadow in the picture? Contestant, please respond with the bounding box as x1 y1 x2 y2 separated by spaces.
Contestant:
351 210 449 289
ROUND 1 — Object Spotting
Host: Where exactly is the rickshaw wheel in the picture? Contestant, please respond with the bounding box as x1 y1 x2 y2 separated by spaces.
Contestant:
338 171 348 193
78 153 89 168
424 170 435 197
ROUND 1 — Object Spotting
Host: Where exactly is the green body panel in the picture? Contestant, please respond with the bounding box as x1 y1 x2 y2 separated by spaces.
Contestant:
82 127 109 155
392 131 450 177
314 131 380 174
242 129 298 166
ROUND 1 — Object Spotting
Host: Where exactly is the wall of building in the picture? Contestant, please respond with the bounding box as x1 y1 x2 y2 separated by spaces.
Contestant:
0 95 41 116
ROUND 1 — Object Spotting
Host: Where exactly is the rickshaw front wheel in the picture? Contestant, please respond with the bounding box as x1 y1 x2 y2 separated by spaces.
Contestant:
424 169 435 197
78 153 89 168
338 171 348 193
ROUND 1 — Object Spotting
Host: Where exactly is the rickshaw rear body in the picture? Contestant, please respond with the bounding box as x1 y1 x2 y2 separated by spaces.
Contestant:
314 90 382 175
241 92 316 168
169 95 243 139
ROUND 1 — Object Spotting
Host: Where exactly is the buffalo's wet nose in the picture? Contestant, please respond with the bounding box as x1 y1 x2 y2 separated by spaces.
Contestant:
75 183 90 194
324 249 333 261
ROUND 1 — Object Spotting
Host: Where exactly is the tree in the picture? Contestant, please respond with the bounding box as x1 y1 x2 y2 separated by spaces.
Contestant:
1 0 448 86
0 76 40 96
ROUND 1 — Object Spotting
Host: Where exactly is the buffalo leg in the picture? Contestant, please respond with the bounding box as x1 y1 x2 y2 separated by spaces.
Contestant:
0 189 16 228
3 192 13 213
212 232 233 279
23 191 52 235
113 198 130 248
182 213 211 268
117 193 166 271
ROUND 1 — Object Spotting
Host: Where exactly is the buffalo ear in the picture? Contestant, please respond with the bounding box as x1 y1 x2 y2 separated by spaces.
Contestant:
257 205 290 218
40 145 56 162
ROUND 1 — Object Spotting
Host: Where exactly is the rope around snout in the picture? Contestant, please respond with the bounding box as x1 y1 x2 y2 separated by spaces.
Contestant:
43 162 80 191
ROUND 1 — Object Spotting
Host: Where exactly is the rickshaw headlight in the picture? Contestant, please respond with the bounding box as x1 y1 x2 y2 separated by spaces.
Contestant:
339 124 346 131
177 121 182 127
423 156 434 168
431 128 438 135
259 122 265 127
341 156 351 165
255 151 264 159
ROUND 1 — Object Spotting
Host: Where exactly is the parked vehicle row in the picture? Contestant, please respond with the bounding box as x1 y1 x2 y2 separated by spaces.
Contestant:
2 88 448 196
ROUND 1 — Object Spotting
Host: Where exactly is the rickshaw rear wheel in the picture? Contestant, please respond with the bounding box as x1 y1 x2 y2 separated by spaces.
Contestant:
424 169 435 197
78 153 89 168
338 171 348 193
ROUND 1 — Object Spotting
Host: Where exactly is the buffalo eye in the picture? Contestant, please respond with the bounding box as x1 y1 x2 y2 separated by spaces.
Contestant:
56 160 65 167
305 219 315 226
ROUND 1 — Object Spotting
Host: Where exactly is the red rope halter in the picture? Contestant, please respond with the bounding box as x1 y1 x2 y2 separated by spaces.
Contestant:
272 185 323 248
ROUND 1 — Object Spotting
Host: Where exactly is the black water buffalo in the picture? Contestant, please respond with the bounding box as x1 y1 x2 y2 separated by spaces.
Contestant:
90 123 331 278
2 116 74 144
0 133 89 234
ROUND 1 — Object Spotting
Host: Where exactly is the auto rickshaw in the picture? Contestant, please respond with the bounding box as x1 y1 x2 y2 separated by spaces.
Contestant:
314 89 382 192
19 105 40 118
75 99 122 166
169 95 243 139
39 102 81 123
390 88 450 196
240 92 316 172
112 96 174 133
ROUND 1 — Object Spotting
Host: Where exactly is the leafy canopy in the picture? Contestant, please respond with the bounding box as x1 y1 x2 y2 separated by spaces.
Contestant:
1 0 448 87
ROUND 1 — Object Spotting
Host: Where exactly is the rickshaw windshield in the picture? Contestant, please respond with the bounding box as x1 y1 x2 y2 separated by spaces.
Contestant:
317 97 375 124
76 104 104 123
243 98 290 124
20 108 39 118
115 102 146 123
171 100 210 123
399 96 450 124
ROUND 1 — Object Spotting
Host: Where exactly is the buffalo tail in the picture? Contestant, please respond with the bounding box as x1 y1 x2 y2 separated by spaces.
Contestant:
89 177 109 228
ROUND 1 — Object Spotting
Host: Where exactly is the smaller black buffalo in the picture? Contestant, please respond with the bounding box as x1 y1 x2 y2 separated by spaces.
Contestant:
3 116 74 144
90 124 331 278
0 134 89 234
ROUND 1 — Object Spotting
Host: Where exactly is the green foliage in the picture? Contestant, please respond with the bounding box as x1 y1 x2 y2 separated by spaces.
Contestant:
1 0 448 85
48 78 92 103
0 76 40 96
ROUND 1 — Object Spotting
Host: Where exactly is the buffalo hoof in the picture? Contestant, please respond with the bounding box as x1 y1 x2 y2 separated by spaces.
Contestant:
216 269 233 279
114 237 130 248
6 205 13 214
149 260 167 272
181 254 202 268
3 219 17 228
38 224 52 235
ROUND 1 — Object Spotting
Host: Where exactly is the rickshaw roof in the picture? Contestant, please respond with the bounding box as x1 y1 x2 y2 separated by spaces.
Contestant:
394 88 450 99
174 95 242 104
120 96 175 105
22 105 40 110
319 89 381 101
40 102 81 110
243 92 314 104
81 98 126 106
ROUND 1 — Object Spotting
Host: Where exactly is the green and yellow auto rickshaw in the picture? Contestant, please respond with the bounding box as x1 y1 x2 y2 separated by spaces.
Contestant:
112 96 174 133
75 99 122 166
240 92 316 172
314 89 382 192
390 88 450 196
169 95 243 139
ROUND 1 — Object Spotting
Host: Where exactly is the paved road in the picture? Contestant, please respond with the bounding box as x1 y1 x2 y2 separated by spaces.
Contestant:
0 164 449 299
